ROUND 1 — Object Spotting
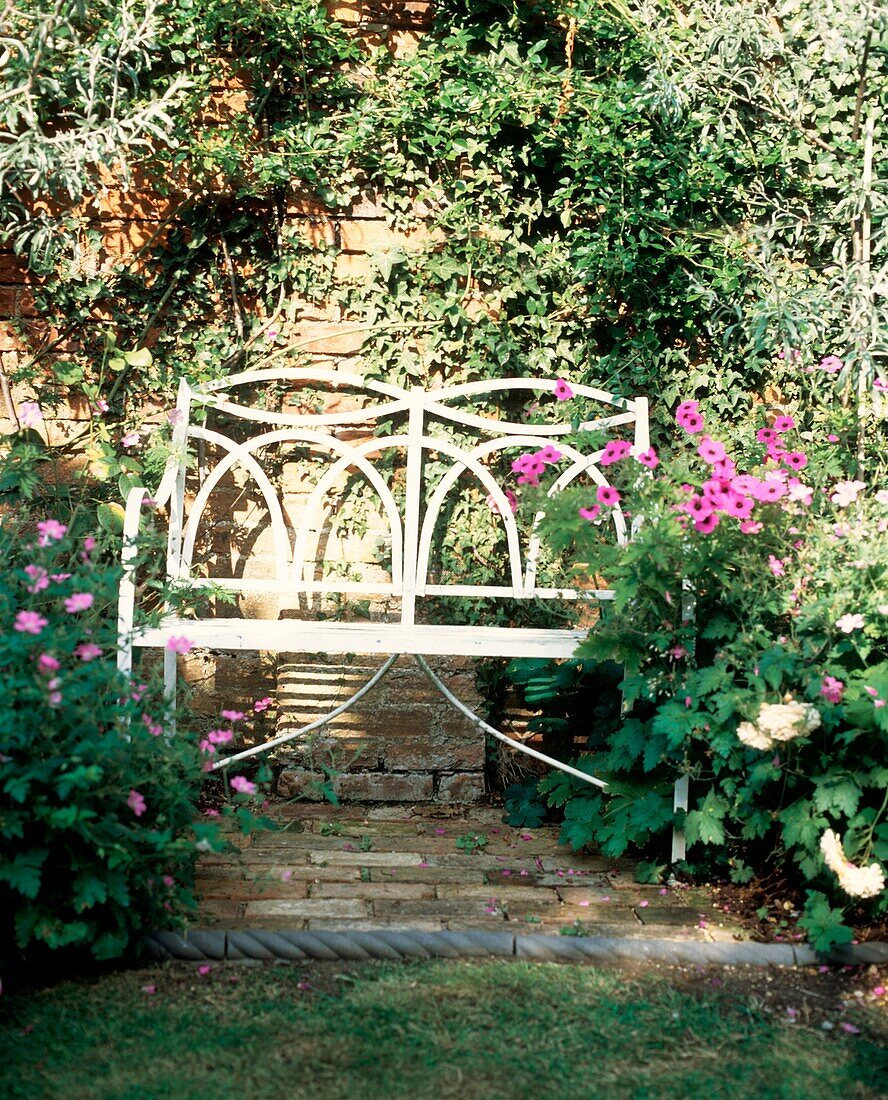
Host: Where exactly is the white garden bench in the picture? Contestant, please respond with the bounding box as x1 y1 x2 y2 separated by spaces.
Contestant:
117 368 656 807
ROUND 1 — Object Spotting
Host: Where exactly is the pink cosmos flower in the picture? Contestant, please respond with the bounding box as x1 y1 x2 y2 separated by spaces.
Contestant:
596 485 621 507
636 447 659 468
24 565 49 593
18 401 43 428
835 613 865 633
36 520 67 546
600 440 632 465
127 789 147 817
254 697 272 712
819 355 844 373
230 776 257 795
14 610 47 635
553 379 573 401
221 709 244 722
820 676 844 704
768 555 785 577
64 592 94 613
166 636 193 654
579 504 601 521
830 481 866 507
697 437 727 464
75 642 102 662
773 416 795 433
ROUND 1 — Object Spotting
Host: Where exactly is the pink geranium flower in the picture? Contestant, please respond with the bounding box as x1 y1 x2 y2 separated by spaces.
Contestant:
831 480 866 507
230 776 257 795
739 520 763 534
18 401 43 428
127 789 147 817
596 485 621 507
488 489 518 515
36 520 67 546
24 565 49 593
599 440 632 466
121 431 140 447
208 728 234 745
75 642 102 661
553 378 573 401
677 410 705 434
723 494 754 520
835 613 864 633
768 555 785 576
773 416 795 433
64 592 94 613
819 355 844 373
254 697 273 712
166 636 193 654
676 400 699 417
14 610 47 635
37 653 60 674
697 437 727 465
783 452 807 471
221 710 244 722
578 504 601 521
820 676 844 703
636 448 659 468
693 513 720 533
536 445 562 465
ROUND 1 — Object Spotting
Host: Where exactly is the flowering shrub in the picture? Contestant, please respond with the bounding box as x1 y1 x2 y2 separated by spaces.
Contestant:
526 393 887 949
0 515 266 967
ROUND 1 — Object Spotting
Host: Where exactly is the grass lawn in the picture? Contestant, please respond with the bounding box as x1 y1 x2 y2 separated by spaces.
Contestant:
2 959 886 1099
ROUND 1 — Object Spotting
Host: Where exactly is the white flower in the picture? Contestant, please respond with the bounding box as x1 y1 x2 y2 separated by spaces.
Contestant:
835 613 865 633
820 830 886 900
195 839 214 853
736 720 774 751
830 480 866 507
757 701 821 742
18 401 43 428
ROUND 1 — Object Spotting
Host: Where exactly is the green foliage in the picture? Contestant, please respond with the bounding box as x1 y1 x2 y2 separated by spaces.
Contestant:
502 778 547 828
455 832 489 854
0 514 266 966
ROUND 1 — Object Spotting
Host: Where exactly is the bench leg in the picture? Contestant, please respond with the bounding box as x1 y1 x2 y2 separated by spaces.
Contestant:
412 655 607 791
164 648 178 738
211 653 401 772
671 773 689 863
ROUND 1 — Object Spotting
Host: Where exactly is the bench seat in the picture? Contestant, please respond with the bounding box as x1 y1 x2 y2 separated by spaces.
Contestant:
133 619 590 660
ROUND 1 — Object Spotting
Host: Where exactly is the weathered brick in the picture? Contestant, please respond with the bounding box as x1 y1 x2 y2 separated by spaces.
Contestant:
337 772 434 801
309 881 435 899
437 772 486 802
308 849 424 866
338 219 442 253
243 898 370 919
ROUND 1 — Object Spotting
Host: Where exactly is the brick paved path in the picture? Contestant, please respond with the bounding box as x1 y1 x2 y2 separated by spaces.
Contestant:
194 803 748 941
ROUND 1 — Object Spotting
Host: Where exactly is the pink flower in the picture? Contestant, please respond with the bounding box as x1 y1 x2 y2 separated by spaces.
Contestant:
723 494 754 520
783 452 807 471
536 445 562 465
166 636 193 654
36 520 67 546
596 485 621 507
64 592 94 613
18 401 43 428
819 355 844 373
835 613 864 633
753 479 786 503
693 513 720 533
230 776 257 795
636 447 659 468
676 400 699 417
14 610 47 635
208 728 233 745
142 714 162 736
127 789 147 817
553 378 573 401
677 410 705 434
254 697 272 712
579 504 601 521
198 965 212 976
37 653 60 674
787 480 813 505
820 676 844 703
488 489 518 515
221 709 244 721
773 416 795 433
75 642 102 662
600 440 632 465
831 480 866 507
670 646 687 659
756 428 777 443
875 378 888 393
50 573 72 583
24 565 49 593
827 434 839 442
767 556 785 576
739 520 763 534
697 436 727 464
121 431 140 447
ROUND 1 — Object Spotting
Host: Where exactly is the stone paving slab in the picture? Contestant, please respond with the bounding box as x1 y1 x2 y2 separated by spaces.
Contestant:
191 802 750 942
